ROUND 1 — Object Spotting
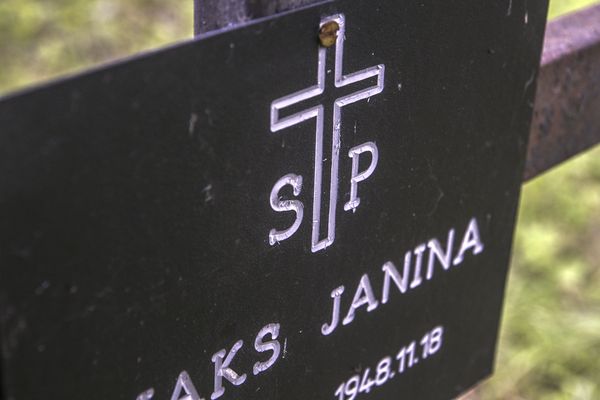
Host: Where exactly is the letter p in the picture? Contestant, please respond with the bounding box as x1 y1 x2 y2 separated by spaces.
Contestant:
344 142 379 213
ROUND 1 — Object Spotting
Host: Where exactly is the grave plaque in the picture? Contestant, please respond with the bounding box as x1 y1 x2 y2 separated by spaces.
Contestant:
0 1 548 399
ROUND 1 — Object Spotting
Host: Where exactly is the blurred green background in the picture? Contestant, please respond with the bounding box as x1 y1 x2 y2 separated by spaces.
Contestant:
1 1 599 398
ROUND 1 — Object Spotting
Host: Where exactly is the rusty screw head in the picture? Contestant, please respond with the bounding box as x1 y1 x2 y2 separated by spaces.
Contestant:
319 20 339 48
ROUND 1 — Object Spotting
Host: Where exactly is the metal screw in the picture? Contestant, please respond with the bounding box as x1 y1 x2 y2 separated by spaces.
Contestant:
319 20 339 48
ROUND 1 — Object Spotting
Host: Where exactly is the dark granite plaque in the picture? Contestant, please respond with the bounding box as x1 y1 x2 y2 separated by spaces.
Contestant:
0 1 548 399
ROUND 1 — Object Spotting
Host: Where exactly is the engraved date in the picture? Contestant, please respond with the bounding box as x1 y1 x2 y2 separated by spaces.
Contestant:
334 326 445 399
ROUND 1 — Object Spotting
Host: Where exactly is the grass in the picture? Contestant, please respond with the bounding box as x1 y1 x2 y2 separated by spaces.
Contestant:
474 145 600 399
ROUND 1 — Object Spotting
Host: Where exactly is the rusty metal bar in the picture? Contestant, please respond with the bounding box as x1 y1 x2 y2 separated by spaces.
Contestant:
194 1 600 181
525 3 600 180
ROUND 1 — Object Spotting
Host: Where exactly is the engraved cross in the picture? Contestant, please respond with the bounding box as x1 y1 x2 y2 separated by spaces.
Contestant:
270 13 385 253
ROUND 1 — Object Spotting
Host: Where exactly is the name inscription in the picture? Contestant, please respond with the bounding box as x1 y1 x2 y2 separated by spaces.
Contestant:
136 217 484 399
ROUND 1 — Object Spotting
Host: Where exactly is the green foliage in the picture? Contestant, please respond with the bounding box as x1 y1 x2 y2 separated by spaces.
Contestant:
0 0 192 94
549 0 600 18
1 1 600 398
475 147 600 399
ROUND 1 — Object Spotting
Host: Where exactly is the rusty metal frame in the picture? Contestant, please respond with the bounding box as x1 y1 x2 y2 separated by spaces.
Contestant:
195 0 600 182
525 3 600 180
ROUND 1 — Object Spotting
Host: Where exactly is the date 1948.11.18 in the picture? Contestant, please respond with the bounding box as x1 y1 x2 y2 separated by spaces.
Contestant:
334 326 445 400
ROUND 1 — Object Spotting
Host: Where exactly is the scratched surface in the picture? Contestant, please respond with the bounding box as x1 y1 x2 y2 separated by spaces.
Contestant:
0 1 547 399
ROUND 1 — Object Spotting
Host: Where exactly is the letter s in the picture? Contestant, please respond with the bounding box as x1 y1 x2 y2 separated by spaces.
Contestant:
253 323 281 375
269 174 304 245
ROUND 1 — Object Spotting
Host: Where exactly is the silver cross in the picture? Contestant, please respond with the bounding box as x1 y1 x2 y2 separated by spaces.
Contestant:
270 13 385 252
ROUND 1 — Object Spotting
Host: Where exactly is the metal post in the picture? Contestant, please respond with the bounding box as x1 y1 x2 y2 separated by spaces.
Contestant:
194 0 322 34
525 3 600 180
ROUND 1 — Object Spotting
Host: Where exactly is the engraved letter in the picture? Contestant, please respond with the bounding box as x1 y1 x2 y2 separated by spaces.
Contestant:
344 142 379 212
410 244 427 289
426 229 455 280
171 371 202 400
321 286 345 336
381 251 411 304
211 341 247 400
453 217 485 265
269 174 304 245
342 275 379 326
253 323 281 375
